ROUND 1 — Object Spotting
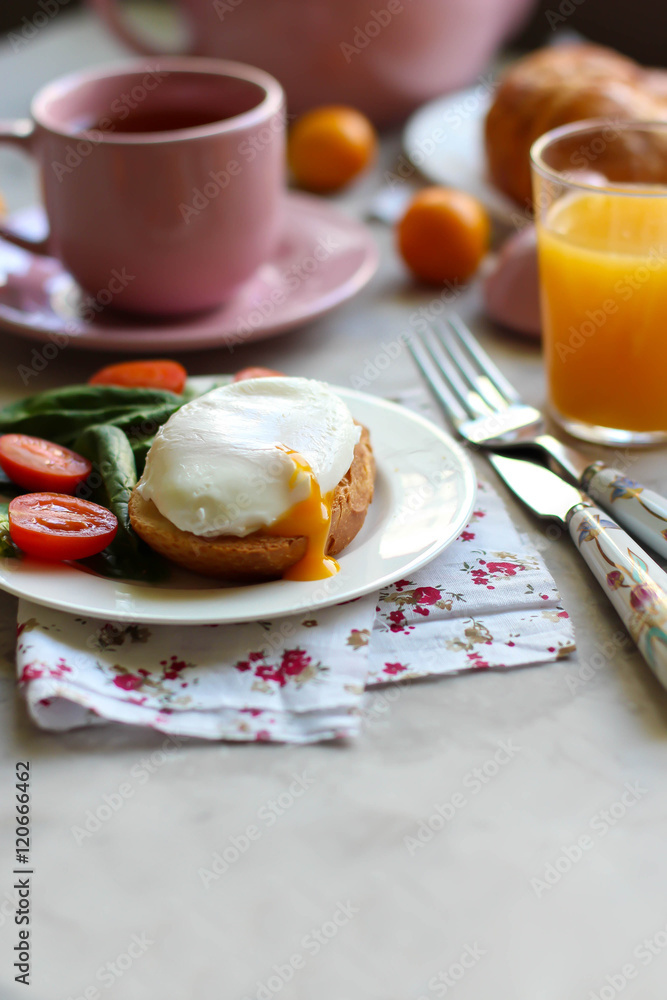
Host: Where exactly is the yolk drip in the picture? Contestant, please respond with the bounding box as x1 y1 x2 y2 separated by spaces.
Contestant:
265 449 339 581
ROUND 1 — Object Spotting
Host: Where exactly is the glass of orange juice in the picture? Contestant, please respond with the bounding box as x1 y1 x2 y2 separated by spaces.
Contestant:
531 120 667 445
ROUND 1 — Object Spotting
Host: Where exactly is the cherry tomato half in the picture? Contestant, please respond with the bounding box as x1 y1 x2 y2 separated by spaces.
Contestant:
9 494 118 561
233 367 286 381
0 434 92 494
89 359 187 394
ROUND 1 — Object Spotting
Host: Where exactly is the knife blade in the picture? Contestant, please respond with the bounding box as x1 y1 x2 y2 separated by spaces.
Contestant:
490 454 589 522
489 453 667 690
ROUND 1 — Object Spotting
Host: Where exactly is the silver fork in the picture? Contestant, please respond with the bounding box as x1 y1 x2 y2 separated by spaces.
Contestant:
409 314 667 559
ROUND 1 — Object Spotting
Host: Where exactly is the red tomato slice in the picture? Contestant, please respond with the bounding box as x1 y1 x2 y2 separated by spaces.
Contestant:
233 367 286 381
89 359 187 394
0 435 92 494
9 494 118 561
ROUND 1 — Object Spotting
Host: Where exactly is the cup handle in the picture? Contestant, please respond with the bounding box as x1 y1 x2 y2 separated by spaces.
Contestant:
0 120 50 255
88 0 194 55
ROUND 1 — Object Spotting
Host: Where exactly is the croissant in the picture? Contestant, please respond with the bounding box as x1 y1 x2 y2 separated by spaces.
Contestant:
485 44 667 206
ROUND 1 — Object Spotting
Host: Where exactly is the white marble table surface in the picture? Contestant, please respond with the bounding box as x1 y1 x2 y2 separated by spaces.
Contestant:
1 11 667 1000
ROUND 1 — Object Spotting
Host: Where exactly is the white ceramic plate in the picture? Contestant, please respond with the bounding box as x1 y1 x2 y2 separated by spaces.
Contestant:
0 384 476 624
403 86 518 225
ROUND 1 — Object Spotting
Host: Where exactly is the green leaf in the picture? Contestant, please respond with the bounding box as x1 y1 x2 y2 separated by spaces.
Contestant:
73 424 168 583
0 502 20 559
0 385 182 448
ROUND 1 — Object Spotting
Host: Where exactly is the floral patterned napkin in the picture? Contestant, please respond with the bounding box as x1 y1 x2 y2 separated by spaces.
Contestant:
16 597 377 743
14 391 575 743
368 478 574 684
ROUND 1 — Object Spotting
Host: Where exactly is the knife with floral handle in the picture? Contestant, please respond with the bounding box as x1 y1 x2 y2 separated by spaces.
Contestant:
531 435 667 561
490 454 667 689
580 463 667 561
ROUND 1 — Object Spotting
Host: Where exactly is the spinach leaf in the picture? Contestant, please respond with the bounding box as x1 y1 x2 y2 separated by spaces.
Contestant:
73 424 167 582
128 432 158 477
0 502 20 559
0 385 182 449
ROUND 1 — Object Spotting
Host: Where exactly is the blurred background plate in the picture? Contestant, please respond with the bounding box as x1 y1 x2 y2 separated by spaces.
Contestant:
403 86 519 225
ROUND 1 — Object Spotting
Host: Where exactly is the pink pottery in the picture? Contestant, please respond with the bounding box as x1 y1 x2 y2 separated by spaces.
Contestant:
0 58 286 316
89 0 535 126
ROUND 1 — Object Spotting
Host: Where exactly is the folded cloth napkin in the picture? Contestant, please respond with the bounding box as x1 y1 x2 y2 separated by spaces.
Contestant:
15 391 576 743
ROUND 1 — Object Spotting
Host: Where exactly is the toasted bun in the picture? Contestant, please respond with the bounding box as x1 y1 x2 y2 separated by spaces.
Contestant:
128 426 374 581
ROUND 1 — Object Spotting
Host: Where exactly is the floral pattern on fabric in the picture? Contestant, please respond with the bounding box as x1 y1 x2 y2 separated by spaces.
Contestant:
16 599 377 743
365 476 574 683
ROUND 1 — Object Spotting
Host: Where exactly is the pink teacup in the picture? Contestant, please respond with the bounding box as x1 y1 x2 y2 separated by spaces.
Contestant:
0 58 285 316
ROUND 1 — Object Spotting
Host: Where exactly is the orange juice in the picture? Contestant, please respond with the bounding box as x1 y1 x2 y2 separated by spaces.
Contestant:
538 191 667 435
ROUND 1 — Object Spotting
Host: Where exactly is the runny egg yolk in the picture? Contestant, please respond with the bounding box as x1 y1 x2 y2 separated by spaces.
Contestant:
264 448 339 581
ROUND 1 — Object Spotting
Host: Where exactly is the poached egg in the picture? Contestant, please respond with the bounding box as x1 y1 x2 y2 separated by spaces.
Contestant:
137 377 360 580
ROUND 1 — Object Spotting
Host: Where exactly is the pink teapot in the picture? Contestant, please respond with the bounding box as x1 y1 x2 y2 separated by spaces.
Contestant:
89 0 534 126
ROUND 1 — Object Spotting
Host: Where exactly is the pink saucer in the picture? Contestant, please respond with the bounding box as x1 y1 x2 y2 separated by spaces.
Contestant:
0 193 378 353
